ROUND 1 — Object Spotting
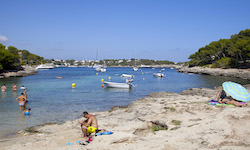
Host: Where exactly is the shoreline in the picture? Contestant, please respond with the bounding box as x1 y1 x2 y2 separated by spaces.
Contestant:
1 85 249 149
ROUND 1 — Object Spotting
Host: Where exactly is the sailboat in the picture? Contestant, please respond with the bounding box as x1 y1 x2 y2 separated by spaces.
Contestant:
93 44 106 72
132 52 139 71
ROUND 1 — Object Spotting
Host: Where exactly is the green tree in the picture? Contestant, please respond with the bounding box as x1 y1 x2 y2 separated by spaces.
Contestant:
188 29 250 68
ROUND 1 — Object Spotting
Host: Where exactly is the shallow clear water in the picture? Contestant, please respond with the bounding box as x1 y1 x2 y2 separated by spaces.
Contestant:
0 67 249 139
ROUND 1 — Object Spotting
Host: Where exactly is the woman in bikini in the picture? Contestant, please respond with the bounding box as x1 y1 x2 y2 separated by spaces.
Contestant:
215 90 247 107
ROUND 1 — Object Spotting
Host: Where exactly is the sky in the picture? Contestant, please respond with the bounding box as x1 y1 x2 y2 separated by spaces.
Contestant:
0 0 250 62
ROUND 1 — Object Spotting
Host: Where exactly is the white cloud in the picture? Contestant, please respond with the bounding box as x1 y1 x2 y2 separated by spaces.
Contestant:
0 35 8 42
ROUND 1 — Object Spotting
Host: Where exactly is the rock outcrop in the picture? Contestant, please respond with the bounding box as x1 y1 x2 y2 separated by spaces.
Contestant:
0 66 37 79
178 66 250 80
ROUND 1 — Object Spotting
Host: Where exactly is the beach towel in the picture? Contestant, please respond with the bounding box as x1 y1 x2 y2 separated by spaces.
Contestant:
208 100 246 106
96 129 113 136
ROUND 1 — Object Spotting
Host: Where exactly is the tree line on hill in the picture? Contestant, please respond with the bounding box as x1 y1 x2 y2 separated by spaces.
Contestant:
44 58 175 67
0 43 43 72
0 42 175 72
188 29 250 68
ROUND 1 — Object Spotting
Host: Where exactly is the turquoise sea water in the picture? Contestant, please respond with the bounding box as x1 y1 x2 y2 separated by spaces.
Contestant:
0 67 249 139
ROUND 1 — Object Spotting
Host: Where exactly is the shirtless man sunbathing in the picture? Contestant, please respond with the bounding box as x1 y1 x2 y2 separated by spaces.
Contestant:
79 111 98 141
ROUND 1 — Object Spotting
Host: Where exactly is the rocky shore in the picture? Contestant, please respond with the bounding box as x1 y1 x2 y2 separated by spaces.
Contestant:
178 66 250 80
1 85 249 150
0 66 37 79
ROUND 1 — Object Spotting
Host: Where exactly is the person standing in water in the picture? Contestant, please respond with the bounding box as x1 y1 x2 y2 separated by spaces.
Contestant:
12 83 18 91
23 88 27 98
15 93 27 110
1 84 7 92
23 88 28 103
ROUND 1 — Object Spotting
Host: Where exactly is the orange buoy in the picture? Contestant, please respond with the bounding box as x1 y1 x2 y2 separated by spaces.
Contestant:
102 85 104 88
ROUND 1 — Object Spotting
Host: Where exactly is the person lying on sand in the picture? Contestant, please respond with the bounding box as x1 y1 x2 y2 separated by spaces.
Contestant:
215 90 247 107
78 111 98 141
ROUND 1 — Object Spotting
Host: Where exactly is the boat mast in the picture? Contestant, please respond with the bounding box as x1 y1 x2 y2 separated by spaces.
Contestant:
96 44 99 63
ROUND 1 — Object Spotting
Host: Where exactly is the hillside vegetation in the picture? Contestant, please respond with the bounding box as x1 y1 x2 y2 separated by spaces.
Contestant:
188 29 250 68
0 43 43 72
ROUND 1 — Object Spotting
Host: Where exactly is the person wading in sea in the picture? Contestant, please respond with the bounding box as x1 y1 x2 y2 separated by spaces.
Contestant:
15 93 27 111
12 83 18 91
1 84 7 92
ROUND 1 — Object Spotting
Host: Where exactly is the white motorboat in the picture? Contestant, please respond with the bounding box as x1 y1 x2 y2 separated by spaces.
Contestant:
103 81 132 89
133 67 139 71
94 65 106 72
121 74 134 78
100 68 106 72
36 64 55 70
153 73 165 77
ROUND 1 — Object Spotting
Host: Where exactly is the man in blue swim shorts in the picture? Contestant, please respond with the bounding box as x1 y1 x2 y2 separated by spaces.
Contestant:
79 111 98 141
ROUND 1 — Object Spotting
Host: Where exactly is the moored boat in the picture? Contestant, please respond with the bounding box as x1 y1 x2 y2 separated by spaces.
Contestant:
153 73 164 77
36 64 55 70
121 74 134 78
94 65 106 72
133 67 139 71
103 81 132 89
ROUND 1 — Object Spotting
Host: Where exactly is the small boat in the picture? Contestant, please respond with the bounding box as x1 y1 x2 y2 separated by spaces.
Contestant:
153 73 165 77
122 74 134 78
100 68 106 72
133 67 139 71
103 81 132 89
36 64 55 70
94 65 106 72
56 76 62 79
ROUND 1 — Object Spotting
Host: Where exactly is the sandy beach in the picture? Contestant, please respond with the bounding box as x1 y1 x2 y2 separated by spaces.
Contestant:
1 85 250 150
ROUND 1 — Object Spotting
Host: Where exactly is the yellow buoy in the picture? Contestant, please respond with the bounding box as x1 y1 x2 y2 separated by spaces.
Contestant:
101 79 104 82
108 77 111 80
72 83 76 88
96 73 98 75
143 78 145 80
121 75 123 77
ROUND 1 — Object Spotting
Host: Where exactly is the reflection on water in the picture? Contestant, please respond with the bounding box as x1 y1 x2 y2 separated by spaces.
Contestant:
1 91 7 99
104 87 132 92
12 91 18 98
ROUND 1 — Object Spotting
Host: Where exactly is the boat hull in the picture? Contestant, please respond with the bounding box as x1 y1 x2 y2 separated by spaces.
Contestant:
36 65 54 70
122 74 134 78
153 73 164 77
103 81 131 88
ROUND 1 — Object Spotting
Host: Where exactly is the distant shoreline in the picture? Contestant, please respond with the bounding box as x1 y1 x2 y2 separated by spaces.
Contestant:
1 65 249 80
